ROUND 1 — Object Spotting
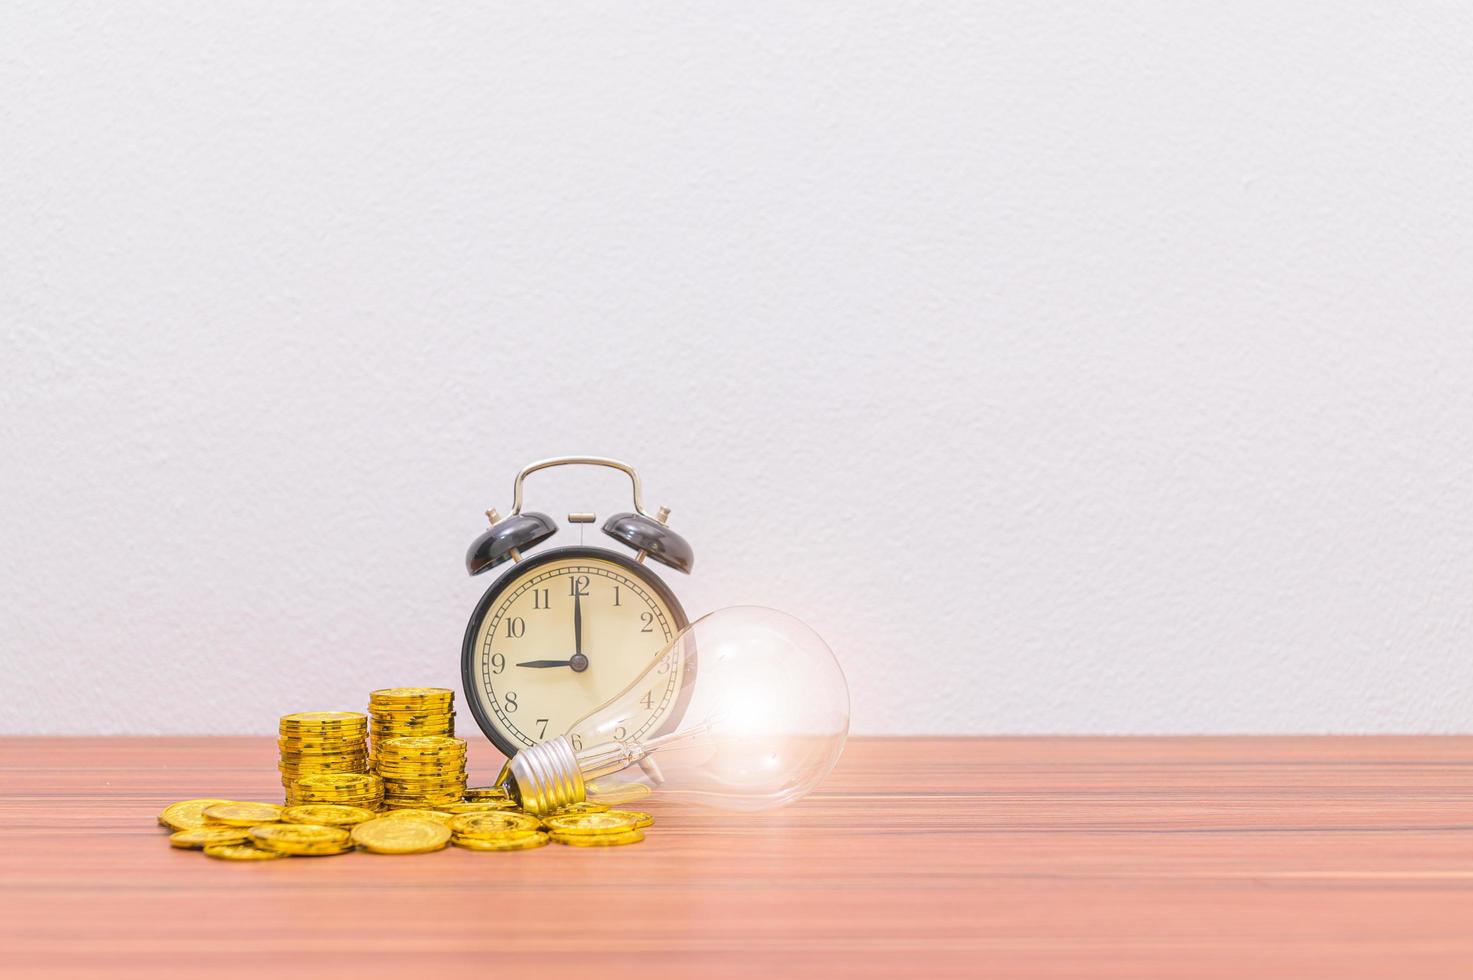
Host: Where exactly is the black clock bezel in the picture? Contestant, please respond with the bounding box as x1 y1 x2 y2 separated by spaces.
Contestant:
460 545 692 760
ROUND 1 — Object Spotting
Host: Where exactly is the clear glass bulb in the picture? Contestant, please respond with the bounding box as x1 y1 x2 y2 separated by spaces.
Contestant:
506 606 850 814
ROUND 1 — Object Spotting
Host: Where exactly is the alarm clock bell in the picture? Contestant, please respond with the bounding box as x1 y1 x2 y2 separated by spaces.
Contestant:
601 509 693 573
464 510 557 575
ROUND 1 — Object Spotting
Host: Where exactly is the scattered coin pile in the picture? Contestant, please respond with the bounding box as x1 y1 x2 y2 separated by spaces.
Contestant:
279 712 370 805
369 687 455 763
155 688 655 861
159 793 653 860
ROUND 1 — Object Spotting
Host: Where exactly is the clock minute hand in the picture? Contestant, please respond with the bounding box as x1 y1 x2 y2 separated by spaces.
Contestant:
516 659 574 668
574 588 583 657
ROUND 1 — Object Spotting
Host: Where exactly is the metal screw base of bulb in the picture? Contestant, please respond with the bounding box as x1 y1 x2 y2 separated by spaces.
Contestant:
508 736 585 815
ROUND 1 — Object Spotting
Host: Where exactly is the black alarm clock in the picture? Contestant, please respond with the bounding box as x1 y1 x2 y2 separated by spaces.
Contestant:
460 456 694 760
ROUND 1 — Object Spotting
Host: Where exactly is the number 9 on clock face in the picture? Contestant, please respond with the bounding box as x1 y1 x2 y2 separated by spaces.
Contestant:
461 548 690 758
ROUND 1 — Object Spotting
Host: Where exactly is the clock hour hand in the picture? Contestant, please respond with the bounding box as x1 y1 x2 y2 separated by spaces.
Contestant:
516 655 591 672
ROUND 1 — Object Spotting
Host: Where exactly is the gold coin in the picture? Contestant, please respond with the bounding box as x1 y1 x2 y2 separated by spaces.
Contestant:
542 812 639 835
377 749 466 758
550 829 645 847
551 802 610 815
203 802 285 827
381 776 463 784
281 764 372 776
282 804 377 827
381 782 464 790
279 716 366 730
169 827 252 849
377 809 454 826
462 786 511 801
294 778 380 789
249 823 353 855
351 817 451 854
381 791 464 800
379 735 466 752
377 770 466 780
604 809 655 829
379 768 465 778
159 798 234 832
292 788 380 799
449 812 542 838
453 832 549 851
204 843 286 861
280 711 367 726
440 801 520 814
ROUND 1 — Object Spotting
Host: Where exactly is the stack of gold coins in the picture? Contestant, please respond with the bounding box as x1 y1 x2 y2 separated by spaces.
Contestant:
541 809 650 847
376 735 467 809
279 712 370 804
292 772 384 810
368 688 455 764
249 823 355 856
448 810 549 851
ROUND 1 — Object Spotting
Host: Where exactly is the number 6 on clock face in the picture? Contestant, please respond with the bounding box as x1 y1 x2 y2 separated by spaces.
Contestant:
461 547 691 759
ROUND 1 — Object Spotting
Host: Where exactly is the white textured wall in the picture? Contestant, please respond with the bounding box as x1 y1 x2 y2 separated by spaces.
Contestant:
4 4 1473 735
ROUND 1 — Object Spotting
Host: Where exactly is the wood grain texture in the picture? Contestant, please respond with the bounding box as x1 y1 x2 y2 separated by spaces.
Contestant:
2 736 1472 978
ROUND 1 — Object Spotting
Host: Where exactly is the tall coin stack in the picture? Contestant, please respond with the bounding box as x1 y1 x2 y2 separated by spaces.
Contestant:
368 688 456 764
376 736 468 809
279 712 370 805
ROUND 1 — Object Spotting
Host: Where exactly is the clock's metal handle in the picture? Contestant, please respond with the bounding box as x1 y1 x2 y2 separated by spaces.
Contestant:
509 456 650 519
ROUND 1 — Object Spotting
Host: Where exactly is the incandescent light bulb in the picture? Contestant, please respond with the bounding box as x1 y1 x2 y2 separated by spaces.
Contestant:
506 606 850 814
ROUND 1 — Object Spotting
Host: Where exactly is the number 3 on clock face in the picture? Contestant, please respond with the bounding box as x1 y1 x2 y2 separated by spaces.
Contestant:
461 547 690 758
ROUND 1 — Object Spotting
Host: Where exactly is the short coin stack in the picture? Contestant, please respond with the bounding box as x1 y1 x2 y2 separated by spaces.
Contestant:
279 712 370 805
292 772 384 810
249 823 355 856
375 735 467 809
449 810 548 850
542 808 652 847
368 688 455 763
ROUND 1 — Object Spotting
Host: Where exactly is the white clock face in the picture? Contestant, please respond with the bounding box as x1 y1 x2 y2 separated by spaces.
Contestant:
469 552 684 753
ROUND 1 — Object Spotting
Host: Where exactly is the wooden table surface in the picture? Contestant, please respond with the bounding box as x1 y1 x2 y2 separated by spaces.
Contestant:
3 735 1473 978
